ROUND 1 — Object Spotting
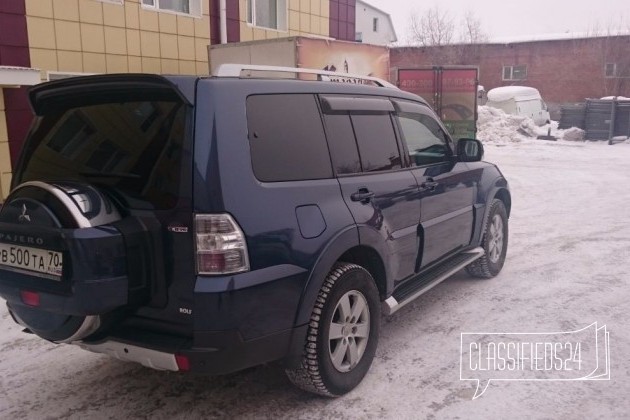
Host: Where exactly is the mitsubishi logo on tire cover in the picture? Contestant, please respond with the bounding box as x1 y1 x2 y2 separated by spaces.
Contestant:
18 204 31 223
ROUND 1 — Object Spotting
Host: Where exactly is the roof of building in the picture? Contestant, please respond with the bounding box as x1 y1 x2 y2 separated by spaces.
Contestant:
489 30 630 44
393 31 630 49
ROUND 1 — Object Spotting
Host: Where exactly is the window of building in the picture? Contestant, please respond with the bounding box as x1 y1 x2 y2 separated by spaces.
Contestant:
47 112 96 159
502 65 527 81
85 140 128 173
605 63 617 78
373 17 379 32
141 0 202 17
246 94 333 182
247 0 287 31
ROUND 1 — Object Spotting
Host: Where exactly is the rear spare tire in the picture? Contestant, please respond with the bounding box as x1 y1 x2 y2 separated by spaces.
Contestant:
0 181 126 343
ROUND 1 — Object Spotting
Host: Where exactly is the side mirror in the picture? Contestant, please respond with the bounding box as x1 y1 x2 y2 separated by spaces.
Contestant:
457 138 484 162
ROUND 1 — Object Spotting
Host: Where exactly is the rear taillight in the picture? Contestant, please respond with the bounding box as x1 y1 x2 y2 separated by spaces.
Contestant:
20 290 40 307
195 214 250 275
175 354 190 371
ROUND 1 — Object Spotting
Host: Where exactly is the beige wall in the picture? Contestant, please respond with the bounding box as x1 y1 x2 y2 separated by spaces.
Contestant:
239 0 330 42
26 0 211 79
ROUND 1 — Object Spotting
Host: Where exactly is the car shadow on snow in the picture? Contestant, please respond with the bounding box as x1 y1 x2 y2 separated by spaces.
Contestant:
30 349 345 418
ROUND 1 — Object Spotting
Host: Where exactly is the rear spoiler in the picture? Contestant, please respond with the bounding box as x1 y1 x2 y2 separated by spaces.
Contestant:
28 74 194 115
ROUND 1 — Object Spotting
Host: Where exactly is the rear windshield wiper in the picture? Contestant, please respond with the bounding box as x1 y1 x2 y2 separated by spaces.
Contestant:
80 171 141 179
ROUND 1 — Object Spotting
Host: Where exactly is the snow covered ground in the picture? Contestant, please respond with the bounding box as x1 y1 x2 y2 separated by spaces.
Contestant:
2 133 630 419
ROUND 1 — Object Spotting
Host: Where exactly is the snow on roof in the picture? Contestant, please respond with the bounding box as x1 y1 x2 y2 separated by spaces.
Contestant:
487 86 542 102
489 30 630 44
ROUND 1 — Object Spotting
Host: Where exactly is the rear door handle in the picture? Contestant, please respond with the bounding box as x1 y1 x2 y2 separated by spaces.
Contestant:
351 188 375 203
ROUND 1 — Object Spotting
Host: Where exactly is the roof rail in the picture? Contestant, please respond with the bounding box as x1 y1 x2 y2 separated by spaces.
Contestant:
213 63 398 89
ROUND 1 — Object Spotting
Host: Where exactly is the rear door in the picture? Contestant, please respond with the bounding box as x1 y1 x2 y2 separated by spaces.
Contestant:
393 99 475 268
321 95 420 283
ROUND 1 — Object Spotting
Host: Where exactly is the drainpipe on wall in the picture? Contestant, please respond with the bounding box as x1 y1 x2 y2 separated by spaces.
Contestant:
220 0 227 44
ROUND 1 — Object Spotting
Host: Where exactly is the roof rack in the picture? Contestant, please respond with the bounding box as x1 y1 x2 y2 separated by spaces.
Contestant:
213 64 397 89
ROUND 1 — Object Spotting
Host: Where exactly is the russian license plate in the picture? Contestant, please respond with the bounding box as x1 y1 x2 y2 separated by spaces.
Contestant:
0 243 63 280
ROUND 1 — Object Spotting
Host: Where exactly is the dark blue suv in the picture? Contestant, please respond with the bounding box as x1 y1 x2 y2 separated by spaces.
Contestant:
0 66 510 396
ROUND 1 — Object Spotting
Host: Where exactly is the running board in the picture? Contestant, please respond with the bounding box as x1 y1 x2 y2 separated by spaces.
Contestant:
382 247 484 316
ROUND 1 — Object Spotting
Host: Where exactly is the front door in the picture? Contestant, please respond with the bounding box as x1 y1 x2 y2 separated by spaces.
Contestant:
393 100 475 268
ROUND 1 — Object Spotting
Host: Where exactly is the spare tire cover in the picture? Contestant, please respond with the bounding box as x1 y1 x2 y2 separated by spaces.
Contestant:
1 181 121 343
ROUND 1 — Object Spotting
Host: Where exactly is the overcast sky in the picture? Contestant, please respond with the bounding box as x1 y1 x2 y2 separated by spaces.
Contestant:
364 0 629 43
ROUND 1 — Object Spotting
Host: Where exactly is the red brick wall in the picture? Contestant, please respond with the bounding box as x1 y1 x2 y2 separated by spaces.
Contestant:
391 36 630 106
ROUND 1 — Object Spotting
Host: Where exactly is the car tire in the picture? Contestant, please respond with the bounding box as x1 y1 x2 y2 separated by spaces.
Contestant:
466 199 508 278
286 262 380 397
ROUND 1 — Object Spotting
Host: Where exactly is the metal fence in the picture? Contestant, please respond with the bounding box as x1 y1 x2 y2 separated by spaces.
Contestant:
558 104 586 129
559 99 630 142
615 101 630 140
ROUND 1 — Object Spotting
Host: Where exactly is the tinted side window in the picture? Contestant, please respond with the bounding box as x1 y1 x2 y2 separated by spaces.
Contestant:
247 94 333 182
323 114 361 175
397 112 450 166
351 114 401 172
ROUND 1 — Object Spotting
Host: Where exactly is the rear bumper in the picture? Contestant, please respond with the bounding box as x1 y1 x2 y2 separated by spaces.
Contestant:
80 324 308 375
77 263 313 374
0 275 127 316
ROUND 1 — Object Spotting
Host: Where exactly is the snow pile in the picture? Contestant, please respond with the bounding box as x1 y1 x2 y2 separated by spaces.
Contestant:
477 106 531 143
477 106 586 143
562 127 586 141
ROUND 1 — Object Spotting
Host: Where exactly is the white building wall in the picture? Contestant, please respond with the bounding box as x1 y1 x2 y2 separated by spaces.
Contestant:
354 1 396 46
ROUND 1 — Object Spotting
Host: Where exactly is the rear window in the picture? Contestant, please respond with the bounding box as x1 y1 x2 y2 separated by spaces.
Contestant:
16 101 190 209
246 94 333 182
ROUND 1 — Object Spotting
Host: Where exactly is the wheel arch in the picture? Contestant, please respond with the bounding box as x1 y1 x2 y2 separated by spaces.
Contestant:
472 183 511 246
494 187 511 218
337 246 387 300
294 227 389 327
285 226 389 369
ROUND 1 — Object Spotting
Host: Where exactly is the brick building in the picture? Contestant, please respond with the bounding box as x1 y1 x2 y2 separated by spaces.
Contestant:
391 34 630 115
0 0 359 200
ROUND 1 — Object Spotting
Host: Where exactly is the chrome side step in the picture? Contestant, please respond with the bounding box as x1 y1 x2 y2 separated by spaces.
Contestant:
382 247 484 316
